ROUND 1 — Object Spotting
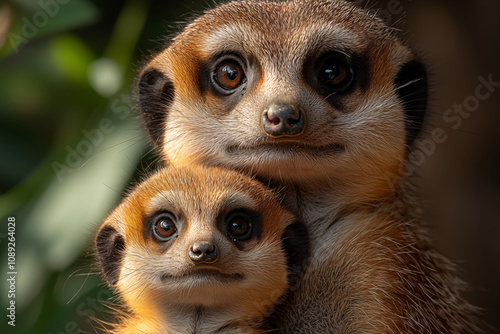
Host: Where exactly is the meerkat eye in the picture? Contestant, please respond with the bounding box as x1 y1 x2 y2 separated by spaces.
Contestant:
213 60 246 91
153 213 177 241
318 53 354 92
226 210 253 241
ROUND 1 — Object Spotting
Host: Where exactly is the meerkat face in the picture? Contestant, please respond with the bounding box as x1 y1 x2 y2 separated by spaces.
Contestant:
138 0 427 191
95 166 307 312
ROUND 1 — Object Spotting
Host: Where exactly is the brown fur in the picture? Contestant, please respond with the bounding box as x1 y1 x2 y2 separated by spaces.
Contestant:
137 0 480 332
95 166 307 334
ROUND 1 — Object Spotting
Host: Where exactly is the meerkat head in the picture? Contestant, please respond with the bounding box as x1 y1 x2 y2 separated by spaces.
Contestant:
95 166 308 321
138 0 427 199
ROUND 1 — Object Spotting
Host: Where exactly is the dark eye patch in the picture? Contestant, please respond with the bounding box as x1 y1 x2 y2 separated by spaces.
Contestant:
218 208 261 250
144 210 180 251
303 51 368 111
213 60 246 92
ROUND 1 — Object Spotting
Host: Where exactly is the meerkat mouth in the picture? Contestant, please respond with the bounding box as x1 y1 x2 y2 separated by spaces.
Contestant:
226 141 345 156
161 268 244 283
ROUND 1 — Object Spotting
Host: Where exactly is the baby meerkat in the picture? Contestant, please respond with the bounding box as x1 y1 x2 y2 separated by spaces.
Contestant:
137 0 479 332
94 166 308 334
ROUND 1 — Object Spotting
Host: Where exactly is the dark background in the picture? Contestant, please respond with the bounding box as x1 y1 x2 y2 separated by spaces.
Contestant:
0 0 498 333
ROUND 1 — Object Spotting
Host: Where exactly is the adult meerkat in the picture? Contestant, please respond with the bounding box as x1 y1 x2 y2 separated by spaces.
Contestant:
137 0 479 332
94 166 308 334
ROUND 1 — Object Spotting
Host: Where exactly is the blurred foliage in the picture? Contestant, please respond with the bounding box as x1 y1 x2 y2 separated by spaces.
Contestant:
0 0 206 333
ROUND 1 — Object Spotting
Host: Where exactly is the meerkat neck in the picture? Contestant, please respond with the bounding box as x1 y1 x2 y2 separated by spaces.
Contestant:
278 177 410 217
126 303 261 334
276 177 417 253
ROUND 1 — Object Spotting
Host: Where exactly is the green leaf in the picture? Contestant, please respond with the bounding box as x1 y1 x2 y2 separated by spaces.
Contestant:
50 34 94 86
12 0 100 35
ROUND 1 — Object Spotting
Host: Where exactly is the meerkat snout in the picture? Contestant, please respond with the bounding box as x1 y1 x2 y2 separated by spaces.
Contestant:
188 241 218 264
262 103 305 138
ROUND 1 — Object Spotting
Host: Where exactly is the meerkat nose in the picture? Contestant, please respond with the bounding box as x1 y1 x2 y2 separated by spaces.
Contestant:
189 241 219 264
262 103 305 138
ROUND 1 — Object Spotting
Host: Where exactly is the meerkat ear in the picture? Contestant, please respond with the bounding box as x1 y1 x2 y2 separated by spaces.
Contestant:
281 221 309 289
137 67 175 147
95 225 126 285
394 60 428 145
